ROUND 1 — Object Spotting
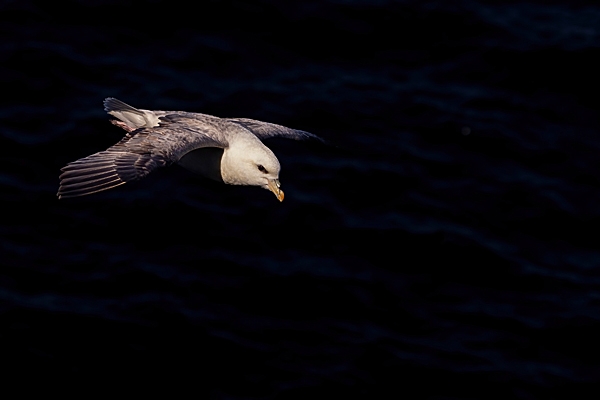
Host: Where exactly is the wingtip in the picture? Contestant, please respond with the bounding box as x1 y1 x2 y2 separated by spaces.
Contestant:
300 130 327 145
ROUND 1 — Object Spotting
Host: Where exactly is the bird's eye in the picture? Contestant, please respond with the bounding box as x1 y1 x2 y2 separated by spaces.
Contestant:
257 164 268 173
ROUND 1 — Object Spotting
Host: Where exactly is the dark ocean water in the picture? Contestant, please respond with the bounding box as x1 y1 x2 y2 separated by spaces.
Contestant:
2 0 600 397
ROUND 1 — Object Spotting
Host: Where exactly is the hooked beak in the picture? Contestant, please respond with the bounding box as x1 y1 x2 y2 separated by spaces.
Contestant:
267 179 284 202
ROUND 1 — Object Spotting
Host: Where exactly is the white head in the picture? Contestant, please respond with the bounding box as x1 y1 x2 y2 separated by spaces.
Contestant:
221 137 284 201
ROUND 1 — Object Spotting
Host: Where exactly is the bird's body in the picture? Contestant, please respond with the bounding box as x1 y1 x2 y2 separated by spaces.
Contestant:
57 98 322 201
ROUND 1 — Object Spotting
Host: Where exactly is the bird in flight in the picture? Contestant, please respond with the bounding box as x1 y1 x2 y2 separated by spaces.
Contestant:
57 98 322 201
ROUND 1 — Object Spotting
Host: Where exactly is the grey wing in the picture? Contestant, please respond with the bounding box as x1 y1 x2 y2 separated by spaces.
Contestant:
226 118 324 142
159 114 230 149
58 115 227 199
57 131 172 199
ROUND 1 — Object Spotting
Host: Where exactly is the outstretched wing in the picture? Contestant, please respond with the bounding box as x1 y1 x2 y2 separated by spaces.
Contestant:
58 114 227 199
57 131 172 199
226 118 324 142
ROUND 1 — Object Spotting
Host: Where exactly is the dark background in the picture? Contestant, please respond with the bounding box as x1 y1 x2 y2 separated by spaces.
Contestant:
2 0 600 398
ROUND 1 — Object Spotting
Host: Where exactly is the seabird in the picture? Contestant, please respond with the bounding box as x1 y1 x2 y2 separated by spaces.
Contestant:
57 98 322 201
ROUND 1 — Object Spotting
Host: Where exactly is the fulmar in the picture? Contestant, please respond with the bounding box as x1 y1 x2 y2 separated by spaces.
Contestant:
57 98 323 201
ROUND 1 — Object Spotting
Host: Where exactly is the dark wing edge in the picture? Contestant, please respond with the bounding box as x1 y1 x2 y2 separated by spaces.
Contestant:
57 136 169 199
57 114 228 199
226 118 325 143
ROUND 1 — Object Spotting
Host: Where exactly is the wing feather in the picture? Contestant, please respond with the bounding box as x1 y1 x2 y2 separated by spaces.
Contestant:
225 118 323 142
58 112 231 199
57 130 169 199
58 144 168 199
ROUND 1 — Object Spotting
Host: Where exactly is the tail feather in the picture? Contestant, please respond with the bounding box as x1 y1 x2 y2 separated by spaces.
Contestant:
103 97 143 115
103 97 160 130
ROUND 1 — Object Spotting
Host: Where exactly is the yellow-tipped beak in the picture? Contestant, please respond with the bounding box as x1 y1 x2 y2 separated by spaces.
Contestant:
267 179 284 202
